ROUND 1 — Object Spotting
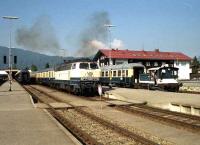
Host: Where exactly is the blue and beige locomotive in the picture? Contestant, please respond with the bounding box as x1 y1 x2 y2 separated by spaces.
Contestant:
15 68 31 85
31 59 101 95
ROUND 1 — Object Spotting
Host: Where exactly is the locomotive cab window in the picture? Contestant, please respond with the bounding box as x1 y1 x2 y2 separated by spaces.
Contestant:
71 63 76 69
90 63 98 69
66 64 72 70
80 63 89 69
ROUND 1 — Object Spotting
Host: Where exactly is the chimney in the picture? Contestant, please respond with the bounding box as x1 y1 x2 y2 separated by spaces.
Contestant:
155 48 159 52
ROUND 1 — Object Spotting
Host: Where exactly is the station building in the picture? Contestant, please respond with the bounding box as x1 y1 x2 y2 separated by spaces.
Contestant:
94 49 192 80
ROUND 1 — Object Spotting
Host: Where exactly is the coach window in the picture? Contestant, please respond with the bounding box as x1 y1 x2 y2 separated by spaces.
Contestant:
118 70 121 77
122 70 125 77
106 71 108 77
102 71 104 77
80 63 89 69
126 70 128 76
90 63 98 69
113 71 116 77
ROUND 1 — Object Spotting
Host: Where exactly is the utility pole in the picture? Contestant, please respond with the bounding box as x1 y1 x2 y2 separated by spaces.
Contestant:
104 24 116 87
2 16 19 91
104 24 115 66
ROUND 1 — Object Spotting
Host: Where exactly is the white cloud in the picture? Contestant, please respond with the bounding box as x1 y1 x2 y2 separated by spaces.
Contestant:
111 39 124 49
89 40 106 49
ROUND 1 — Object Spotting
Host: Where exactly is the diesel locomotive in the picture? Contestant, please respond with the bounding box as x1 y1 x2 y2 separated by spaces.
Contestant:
30 60 101 95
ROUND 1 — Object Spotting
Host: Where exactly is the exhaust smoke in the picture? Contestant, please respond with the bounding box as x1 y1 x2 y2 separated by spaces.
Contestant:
76 11 110 57
15 16 61 55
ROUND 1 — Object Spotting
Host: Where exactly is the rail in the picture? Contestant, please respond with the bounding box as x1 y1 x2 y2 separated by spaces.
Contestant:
113 104 200 133
24 85 159 145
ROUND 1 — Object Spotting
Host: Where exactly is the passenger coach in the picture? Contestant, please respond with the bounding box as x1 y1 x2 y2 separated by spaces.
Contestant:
100 63 145 87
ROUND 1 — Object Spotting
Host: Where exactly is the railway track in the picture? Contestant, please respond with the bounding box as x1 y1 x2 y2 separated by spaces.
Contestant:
23 85 160 145
113 104 200 133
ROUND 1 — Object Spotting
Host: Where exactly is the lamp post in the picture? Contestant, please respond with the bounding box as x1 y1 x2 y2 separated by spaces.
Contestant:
2 16 19 91
104 24 115 88
59 49 65 63
104 24 115 66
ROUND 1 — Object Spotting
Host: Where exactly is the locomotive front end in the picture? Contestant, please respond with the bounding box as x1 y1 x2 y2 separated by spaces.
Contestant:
79 62 101 95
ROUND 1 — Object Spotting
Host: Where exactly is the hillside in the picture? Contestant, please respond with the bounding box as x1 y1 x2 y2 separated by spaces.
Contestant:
0 46 73 70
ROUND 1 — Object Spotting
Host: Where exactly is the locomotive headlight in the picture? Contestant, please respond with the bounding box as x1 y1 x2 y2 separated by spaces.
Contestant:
87 72 93 77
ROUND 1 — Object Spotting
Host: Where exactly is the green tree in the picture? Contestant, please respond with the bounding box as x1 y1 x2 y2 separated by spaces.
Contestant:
31 64 38 71
191 56 200 74
45 63 50 68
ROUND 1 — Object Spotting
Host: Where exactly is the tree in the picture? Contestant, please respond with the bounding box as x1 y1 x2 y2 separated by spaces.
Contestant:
191 56 200 74
45 63 50 68
31 64 38 71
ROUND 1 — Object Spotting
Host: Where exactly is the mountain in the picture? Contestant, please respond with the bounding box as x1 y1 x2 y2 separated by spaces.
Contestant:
0 46 73 70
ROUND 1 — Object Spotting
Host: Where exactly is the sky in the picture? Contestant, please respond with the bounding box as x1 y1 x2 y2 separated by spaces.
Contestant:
0 0 200 57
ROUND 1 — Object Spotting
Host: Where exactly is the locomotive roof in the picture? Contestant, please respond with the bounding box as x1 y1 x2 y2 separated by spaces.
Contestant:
32 68 54 73
64 58 93 63
101 63 144 70
0 71 8 75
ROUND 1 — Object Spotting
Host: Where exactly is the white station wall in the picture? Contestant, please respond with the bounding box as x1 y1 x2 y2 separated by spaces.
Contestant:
174 61 191 80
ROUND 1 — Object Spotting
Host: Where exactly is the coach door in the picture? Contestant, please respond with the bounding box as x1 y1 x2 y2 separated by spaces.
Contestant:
133 67 144 83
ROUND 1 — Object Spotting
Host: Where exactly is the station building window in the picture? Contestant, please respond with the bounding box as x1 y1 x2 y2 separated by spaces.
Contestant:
14 56 17 64
181 62 186 66
154 62 158 66
3 56 6 64
146 62 150 66
162 62 166 66
118 70 121 77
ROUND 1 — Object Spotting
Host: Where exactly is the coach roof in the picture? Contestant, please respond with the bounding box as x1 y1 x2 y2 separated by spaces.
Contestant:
101 63 144 70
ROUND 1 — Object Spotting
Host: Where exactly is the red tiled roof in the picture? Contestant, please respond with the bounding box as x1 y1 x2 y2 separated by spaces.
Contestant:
99 49 191 61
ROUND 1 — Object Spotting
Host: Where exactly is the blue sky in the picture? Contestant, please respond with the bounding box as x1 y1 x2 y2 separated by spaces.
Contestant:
0 0 200 57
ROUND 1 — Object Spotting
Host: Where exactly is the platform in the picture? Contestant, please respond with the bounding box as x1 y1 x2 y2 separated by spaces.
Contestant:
94 88 200 145
0 81 80 145
104 87 200 106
